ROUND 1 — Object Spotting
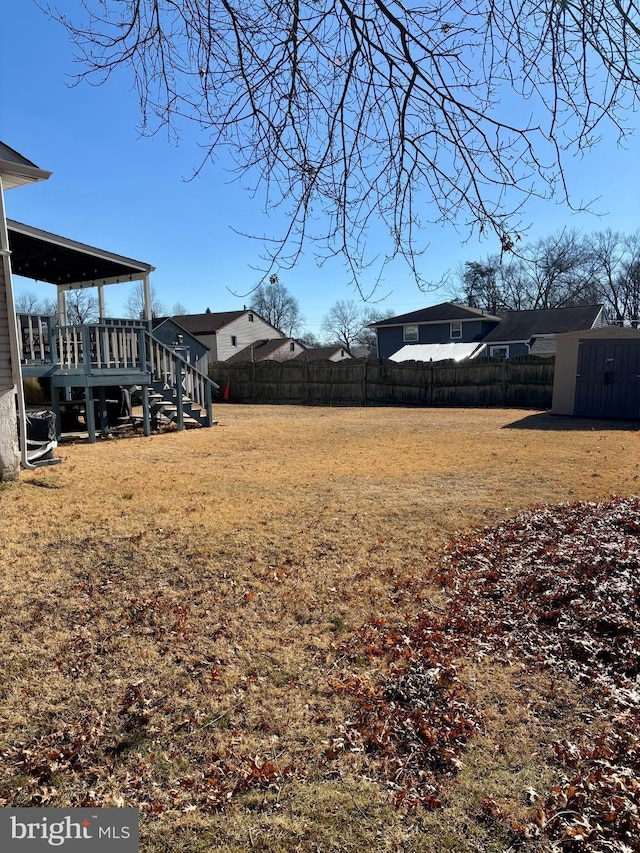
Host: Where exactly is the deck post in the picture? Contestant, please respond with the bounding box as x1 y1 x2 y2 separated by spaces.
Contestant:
141 384 151 436
205 378 213 426
97 387 109 437
84 383 96 443
82 325 91 374
50 387 62 440
175 354 184 431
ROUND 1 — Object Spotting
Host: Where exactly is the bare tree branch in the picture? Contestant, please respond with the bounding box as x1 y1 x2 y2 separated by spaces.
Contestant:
45 0 640 294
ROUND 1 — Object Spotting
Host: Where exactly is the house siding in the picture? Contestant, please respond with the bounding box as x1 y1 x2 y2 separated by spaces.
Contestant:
377 319 498 358
0 261 13 391
215 314 284 362
267 340 305 361
0 260 19 480
153 319 209 372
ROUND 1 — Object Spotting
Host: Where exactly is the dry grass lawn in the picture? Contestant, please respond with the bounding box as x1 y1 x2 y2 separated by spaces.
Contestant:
0 405 638 852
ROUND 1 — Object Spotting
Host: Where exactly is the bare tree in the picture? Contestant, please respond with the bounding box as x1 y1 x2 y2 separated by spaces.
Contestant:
321 300 391 351
321 300 362 351
171 301 189 316
47 1 640 293
250 275 303 335
65 289 100 324
453 230 601 311
124 281 166 319
587 229 640 325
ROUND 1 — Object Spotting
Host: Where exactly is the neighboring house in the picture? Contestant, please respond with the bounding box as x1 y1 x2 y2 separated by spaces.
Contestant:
370 302 501 359
295 346 353 362
0 142 51 480
152 317 209 373
350 346 375 359
226 337 306 363
173 310 284 362
390 342 486 363
481 305 608 358
371 301 608 360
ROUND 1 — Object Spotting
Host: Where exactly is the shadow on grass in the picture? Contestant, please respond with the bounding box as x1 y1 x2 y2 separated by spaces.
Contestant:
502 412 640 432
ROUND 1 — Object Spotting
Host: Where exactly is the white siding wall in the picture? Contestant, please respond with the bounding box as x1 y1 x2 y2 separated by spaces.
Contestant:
193 333 218 360
0 262 13 391
0 255 18 478
268 340 306 361
216 313 284 362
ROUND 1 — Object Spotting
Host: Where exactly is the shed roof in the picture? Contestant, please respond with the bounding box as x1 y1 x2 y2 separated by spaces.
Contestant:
555 326 640 341
370 302 501 327
482 305 604 343
389 342 486 363
7 219 154 288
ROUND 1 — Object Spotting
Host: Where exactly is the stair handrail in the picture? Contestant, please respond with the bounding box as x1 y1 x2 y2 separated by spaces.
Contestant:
143 330 218 426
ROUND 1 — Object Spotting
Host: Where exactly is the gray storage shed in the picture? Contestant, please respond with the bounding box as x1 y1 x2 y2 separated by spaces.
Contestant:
552 327 640 419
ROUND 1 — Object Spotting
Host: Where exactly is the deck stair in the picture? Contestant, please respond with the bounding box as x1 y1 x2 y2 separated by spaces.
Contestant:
18 314 219 441
146 381 211 429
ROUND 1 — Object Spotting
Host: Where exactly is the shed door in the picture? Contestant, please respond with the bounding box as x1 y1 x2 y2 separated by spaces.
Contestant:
574 340 640 418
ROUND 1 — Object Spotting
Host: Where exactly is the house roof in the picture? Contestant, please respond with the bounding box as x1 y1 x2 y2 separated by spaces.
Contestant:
389 342 486 363
171 311 246 334
152 317 211 350
482 305 605 343
7 219 154 288
294 346 351 360
0 142 51 190
370 302 501 327
226 338 293 363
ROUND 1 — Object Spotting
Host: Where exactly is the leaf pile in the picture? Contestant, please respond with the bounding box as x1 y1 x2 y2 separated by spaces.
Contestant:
437 496 640 851
439 496 640 705
328 615 479 811
332 497 640 849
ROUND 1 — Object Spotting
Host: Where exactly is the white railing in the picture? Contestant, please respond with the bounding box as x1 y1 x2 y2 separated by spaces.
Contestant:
18 316 215 426
145 332 214 416
52 324 144 371
17 313 54 364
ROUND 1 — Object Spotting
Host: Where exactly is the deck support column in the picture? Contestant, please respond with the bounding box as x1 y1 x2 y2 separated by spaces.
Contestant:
141 385 151 436
84 384 96 443
97 387 109 437
98 285 106 320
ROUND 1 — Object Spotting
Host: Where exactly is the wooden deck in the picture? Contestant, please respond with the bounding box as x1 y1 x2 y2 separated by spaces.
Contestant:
18 315 217 441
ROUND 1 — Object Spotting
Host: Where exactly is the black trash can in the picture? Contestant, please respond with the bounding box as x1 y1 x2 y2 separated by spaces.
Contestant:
21 410 59 464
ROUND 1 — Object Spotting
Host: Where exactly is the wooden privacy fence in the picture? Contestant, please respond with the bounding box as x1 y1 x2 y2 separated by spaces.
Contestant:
209 356 555 408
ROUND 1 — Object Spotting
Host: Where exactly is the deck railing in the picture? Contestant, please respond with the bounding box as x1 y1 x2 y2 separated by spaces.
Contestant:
17 313 55 364
53 324 145 372
18 315 216 425
145 331 214 418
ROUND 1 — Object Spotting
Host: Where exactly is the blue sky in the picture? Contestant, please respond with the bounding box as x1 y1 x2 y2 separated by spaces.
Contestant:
2 1 639 337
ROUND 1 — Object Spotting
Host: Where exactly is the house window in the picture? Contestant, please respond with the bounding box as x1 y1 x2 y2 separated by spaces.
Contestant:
289 342 295 352
490 345 509 358
403 324 419 342
248 313 254 322
450 321 462 339
231 335 238 347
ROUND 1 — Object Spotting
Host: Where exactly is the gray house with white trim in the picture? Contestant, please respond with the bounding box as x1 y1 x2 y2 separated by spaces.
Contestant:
371 301 608 361
370 302 501 359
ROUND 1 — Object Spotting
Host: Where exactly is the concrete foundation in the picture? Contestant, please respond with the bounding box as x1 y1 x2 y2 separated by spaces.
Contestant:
0 388 19 481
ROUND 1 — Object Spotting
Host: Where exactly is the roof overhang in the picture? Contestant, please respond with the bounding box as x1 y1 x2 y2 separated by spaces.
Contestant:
7 219 155 289
0 142 52 190
0 160 52 190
